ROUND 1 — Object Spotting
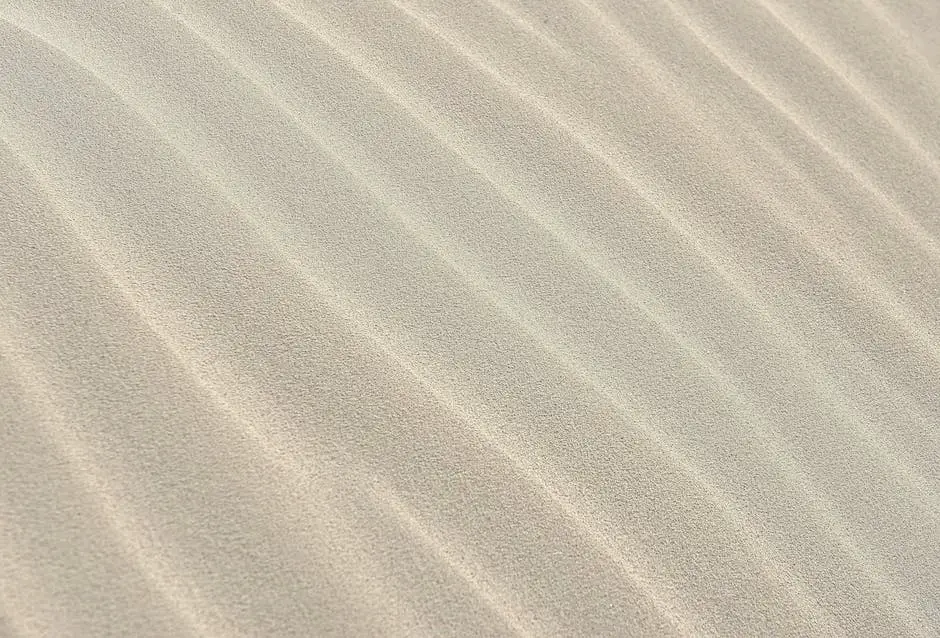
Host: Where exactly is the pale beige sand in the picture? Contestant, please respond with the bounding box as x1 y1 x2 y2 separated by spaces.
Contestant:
1 1 939 636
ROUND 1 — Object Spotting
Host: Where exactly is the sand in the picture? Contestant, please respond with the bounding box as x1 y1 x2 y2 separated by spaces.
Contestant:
1 0 938 635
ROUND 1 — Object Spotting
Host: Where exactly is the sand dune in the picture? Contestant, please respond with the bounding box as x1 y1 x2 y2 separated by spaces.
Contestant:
1 0 938 635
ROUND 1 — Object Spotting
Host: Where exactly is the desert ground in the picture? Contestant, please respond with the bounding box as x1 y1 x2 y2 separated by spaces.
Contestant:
1 1 939 635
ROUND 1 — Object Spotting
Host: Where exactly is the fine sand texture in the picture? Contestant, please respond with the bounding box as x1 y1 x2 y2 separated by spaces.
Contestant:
2 1 939 636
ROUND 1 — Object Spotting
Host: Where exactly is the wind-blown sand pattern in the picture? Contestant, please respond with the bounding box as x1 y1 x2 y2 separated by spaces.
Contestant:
1 0 939 635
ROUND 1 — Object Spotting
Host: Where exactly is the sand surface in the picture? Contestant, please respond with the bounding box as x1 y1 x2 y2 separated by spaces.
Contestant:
2 1 939 636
